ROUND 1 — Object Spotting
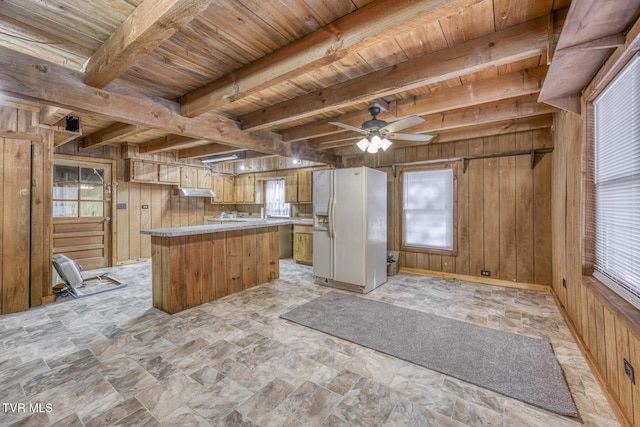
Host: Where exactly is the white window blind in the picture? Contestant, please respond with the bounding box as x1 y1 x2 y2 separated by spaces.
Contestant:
402 168 454 251
265 179 289 218
593 53 640 310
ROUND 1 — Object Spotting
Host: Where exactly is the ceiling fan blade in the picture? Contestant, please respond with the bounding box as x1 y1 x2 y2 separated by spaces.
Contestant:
387 132 433 142
329 121 367 134
381 116 425 133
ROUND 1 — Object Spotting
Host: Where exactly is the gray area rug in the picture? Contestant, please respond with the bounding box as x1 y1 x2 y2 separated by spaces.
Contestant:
281 292 577 417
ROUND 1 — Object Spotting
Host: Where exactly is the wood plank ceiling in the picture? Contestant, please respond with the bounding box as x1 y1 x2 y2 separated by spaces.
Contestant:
0 0 573 165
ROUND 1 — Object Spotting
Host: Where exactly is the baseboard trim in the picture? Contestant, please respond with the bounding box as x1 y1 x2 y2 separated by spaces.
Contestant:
550 288 632 427
398 267 551 292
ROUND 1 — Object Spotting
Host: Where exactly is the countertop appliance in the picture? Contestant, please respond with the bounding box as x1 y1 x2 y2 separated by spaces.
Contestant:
312 167 387 293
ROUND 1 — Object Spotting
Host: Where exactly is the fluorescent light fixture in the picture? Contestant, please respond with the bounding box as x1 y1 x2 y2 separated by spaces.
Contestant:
357 137 369 151
201 154 239 163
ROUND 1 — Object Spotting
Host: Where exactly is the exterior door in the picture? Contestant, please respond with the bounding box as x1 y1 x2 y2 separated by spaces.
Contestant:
52 158 113 270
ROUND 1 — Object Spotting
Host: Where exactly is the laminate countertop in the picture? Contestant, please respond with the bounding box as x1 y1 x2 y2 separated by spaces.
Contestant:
141 218 312 237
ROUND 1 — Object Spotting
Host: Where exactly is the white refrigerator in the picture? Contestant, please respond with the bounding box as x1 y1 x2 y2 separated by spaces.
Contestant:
312 167 387 293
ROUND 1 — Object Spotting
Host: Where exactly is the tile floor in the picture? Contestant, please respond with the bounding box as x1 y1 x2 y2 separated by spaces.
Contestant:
0 260 619 426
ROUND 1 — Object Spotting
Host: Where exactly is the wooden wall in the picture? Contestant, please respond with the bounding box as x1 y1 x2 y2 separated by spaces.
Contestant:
347 128 553 285
553 110 640 426
0 104 53 313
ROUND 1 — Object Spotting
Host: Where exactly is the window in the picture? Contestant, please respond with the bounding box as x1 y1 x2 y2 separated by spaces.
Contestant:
53 164 105 218
265 179 289 218
401 167 455 253
592 53 640 309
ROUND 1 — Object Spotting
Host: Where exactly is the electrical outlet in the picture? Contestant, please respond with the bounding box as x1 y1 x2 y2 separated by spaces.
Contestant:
625 359 635 384
480 270 491 277
142 205 149 209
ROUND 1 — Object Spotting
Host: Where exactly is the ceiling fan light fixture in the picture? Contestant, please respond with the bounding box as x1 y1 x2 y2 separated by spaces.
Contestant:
357 137 370 151
367 134 382 153
381 137 392 151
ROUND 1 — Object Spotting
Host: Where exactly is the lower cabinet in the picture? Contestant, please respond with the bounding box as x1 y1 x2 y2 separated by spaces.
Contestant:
293 225 313 265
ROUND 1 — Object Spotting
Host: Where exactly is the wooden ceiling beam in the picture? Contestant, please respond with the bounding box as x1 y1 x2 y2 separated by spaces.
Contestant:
240 15 552 131
0 46 340 165
178 143 246 159
138 135 209 154
39 106 72 126
84 0 213 88
283 65 548 142
83 122 148 148
311 94 557 149
179 0 483 117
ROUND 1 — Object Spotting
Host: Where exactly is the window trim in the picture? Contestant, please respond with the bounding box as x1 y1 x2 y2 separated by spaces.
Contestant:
399 163 458 256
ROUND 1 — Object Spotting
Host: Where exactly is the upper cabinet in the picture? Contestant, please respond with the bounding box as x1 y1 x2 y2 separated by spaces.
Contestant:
285 171 298 203
197 168 214 189
158 164 180 184
297 169 312 203
180 166 198 189
234 174 257 204
211 175 235 203
126 160 180 185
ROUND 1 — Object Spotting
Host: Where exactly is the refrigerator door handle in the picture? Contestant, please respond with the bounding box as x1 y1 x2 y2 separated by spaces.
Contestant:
329 198 336 239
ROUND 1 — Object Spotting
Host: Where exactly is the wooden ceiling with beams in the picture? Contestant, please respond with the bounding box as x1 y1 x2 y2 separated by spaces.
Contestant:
0 0 574 166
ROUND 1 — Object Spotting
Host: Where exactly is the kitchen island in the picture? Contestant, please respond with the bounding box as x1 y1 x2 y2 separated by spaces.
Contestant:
141 220 290 314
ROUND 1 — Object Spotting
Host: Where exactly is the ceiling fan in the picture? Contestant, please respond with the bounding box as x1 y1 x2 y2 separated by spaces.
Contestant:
329 104 432 153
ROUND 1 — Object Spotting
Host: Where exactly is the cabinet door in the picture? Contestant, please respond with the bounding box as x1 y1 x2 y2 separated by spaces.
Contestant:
234 176 244 203
158 164 180 184
223 175 235 202
293 225 313 264
285 171 298 203
244 174 255 203
297 169 312 202
211 175 224 203
180 167 197 188
197 168 213 189
133 161 158 182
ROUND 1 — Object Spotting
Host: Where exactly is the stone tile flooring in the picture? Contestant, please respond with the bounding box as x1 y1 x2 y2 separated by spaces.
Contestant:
0 260 619 426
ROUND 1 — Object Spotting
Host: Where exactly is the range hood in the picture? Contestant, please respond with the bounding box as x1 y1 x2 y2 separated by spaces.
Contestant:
174 188 216 197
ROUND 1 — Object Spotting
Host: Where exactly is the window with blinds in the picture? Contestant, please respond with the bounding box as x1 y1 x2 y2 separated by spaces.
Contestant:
593 53 640 310
402 167 455 252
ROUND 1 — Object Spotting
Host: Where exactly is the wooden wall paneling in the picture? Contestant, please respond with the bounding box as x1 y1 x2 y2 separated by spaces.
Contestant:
603 306 620 398
169 236 186 314
256 228 270 284
150 185 163 229
440 143 456 273
170 193 180 227
586 290 596 353
161 187 171 228
30 128 54 306
629 333 640 424
454 141 470 275
616 319 634 420
468 138 484 277
151 237 165 309
0 139 4 313
498 134 517 281
404 251 417 269
140 183 151 258
483 136 501 278
116 181 130 262
129 183 141 260
515 131 534 283
594 297 607 375
1 138 31 314
185 234 202 309
226 230 243 294
213 232 227 299
201 233 216 303
415 253 429 270
533 140 552 285
243 228 257 288
268 226 279 280
551 114 568 307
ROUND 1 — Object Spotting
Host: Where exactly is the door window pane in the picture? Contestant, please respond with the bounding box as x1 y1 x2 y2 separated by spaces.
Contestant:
81 167 104 183
80 183 103 200
54 165 78 182
54 183 79 200
53 201 78 217
80 201 103 217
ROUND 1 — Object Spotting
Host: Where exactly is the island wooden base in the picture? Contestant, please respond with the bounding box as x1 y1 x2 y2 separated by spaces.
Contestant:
151 226 279 314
